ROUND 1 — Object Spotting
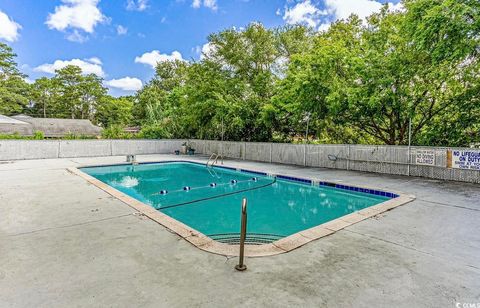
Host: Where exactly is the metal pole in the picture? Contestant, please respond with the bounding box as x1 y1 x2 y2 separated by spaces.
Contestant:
303 143 307 167
221 118 224 142
235 198 248 271
347 144 350 171
221 118 224 163
304 114 310 167
407 117 412 176
305 117 309 142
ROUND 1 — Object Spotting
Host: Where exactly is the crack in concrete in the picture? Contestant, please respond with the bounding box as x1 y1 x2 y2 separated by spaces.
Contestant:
417 199 480 212
342 228 480 272
7 213 134 237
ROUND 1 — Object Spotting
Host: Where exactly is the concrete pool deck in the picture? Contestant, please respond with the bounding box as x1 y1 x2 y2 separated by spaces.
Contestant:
1 154 479 307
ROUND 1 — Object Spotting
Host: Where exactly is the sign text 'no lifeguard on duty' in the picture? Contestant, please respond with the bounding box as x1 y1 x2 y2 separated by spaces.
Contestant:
447 150 480 171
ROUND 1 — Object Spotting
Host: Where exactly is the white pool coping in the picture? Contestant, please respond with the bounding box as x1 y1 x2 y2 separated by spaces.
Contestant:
67 160 415 257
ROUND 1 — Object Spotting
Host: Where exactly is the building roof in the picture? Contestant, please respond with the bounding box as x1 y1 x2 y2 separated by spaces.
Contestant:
10 116 102 138
12 114 33 119
0 115 102 138
0 115 34 136
0 114 30 125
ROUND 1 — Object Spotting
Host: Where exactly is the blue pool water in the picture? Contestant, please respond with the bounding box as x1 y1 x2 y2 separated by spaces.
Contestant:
81 162 390 244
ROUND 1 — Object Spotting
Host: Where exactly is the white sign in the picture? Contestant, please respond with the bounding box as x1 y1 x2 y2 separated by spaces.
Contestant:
415 149 435 166
450 150 480 171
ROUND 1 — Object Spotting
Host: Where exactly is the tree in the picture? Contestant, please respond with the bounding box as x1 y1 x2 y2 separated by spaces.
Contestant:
0 42 30 115
133 60 188 125
96 95 133 127
276 3 479 146
403 0 480 63
130 1 478 145
30 77 59 118
52 65 108 120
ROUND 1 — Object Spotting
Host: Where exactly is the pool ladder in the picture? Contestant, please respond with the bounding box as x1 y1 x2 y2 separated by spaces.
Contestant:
206 153 223 167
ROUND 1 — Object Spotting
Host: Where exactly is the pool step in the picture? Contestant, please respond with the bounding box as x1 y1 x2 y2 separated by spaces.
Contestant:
208 233 284 245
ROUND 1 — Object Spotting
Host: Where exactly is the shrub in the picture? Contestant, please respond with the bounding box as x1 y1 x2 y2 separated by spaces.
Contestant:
138 124 172 139
101 125 134 139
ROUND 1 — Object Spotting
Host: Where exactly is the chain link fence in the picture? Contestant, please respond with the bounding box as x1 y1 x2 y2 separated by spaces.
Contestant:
190 140 480 183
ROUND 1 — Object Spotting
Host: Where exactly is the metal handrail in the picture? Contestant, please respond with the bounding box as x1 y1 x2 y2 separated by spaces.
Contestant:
235 198 248 271
206 153 216 167
214 153 224 165
206 153 224 167
206 165 220 178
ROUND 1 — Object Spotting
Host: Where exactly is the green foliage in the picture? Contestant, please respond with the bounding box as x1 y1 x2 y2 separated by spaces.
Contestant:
95 95 133 127
26 65 109 122
101 125 134 139
32 131 44 140
274 4 479 146
63 132 95 140
29 77 57 118
403 0 480 63
0 131 44 140
0 43 30 115
133 23 314 141
0 132 24 139
54 66 108 120
1 0 477 146
138 123 172 139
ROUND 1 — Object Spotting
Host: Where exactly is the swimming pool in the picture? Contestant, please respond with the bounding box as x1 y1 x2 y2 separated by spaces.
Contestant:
74 161 411 255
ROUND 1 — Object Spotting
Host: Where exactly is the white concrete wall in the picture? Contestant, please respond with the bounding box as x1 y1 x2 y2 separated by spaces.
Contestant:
245 143 271 162
0 139 185 161
1 139 478 183
59 140 112 158
0 140 60 160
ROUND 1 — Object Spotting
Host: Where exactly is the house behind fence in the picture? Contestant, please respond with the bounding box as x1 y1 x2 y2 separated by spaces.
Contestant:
0 114 102 138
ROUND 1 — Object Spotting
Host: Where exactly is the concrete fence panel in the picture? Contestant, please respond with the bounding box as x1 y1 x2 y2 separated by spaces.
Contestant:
312 144 348 169
221 141 243 159
0 139 187 160
348 145 409 175
203 140 221 156
189 139 206 154
59 140 112 158
1 139 478 183
112 140 157 155
157 140 185 154
0 140 59 160
272 143 304 165
245 143 271 162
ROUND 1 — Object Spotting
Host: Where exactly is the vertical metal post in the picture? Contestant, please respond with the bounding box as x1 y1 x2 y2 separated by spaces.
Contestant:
407 117 412 176
269 143 273 163
305 117 309 142
221 118 224 162
303 143 307 167
347 144 351 171
304 113 310 167
235 198 248 271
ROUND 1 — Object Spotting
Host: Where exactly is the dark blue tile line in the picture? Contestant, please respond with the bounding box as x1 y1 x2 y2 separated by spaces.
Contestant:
80 160 398 199
240 169 268 176
215 165 237 171
277 175 312 184
80 162 131 169
318 181 398 198
80 160 202 169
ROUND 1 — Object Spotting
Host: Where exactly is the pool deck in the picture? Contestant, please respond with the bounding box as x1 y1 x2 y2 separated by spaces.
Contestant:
1 154 479 307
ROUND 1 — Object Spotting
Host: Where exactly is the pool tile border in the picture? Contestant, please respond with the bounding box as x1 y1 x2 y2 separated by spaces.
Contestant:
67 160 415 257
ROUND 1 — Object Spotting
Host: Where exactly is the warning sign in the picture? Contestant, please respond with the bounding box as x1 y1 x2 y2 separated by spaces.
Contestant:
448 150 480 171
415 149 435 166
